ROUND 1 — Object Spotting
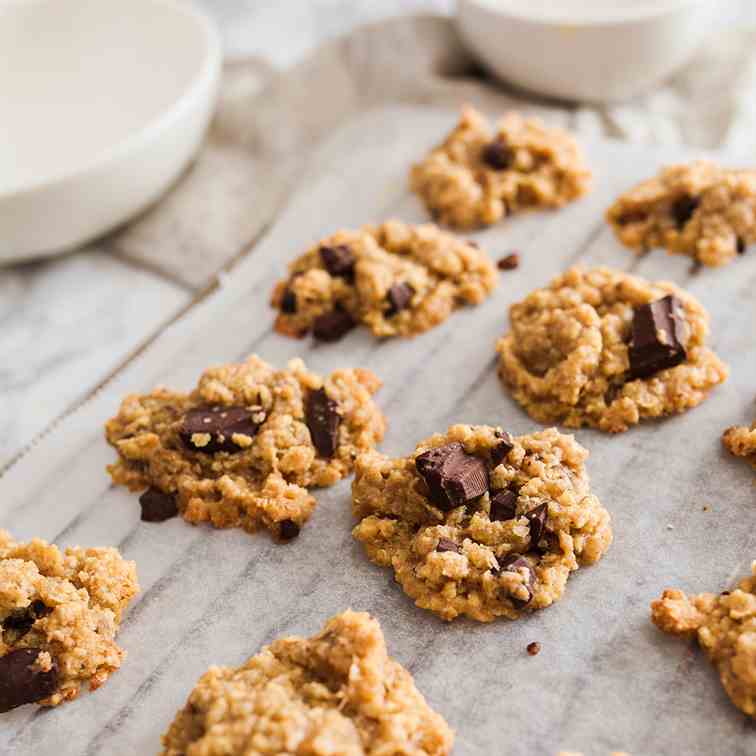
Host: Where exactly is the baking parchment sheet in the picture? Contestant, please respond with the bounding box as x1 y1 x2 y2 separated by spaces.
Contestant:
1 105 754 755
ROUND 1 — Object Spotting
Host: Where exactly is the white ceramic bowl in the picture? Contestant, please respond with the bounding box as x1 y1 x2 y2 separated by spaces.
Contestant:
0 0 221 263
456 0 719 104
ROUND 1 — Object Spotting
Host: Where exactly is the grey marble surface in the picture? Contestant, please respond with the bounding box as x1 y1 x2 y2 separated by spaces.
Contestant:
1 106 754 755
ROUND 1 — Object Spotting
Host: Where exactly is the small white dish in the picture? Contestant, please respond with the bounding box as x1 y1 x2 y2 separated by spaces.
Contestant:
456 0 720 104
0 0 221 263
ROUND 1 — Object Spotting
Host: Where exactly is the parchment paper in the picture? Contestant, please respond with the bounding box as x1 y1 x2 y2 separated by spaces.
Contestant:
1 103 754 755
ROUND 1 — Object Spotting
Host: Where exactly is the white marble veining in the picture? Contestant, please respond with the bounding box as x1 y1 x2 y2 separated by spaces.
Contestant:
1 106 755 755
0 250 187 467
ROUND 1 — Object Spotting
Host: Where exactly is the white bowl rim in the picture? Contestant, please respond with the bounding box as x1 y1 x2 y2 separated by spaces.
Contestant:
459 0 713 27
0 0 222 201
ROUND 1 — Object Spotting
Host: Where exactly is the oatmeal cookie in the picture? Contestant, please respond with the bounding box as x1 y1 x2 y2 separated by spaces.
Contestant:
409 106 591 229
607 161 756 266
651 562 756 717
352 425 612 622
496 267 729 433
105 355 386 541
0 530 138 710
723 416 756 470
160 610 454 755
271 219 497 340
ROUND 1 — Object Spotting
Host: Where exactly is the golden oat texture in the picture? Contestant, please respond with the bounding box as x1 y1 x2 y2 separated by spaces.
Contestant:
607 160 756 266
651 562 756 718
0 530 139 707
496 267 729 433
352 424 612 622
271 219 497 340
105 355 386 541
161 610 454 756
410 106 591 229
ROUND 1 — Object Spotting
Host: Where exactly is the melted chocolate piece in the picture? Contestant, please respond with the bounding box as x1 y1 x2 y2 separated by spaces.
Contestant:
526 503 549 550
278 519 300 541
0 649 58 713
496 554 536 608
280 288 297 314
385 283 414 317
671 195 699 228
320 245 355 278
139 488 178 523
436 538 461 554
482 139 513 170
181 406 265 453
415 442 489 511
305 388 341 458
490 489 518 522
312 309 356 342
490 431 514 467
628 295 687 379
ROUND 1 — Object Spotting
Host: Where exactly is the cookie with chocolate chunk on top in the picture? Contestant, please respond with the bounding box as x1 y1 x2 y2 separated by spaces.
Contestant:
497 267 728 433
410 106 591 229
0 530 138 709
352 425 612 622
271 219 497 340
607 160 756 266
106 355 385 541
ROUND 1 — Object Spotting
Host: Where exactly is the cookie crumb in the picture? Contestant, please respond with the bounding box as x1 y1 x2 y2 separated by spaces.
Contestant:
526 641 541 656
497 252 520 270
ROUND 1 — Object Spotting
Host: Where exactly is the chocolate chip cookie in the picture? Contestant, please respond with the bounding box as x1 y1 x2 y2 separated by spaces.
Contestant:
723 414 756 471
271 219 497 340
497 267 729 433
410 107 591 229
607 161 756 266
105 355 386 541
0 530 139 710
160 610 454 755
352 425 612 622
651 561 756 717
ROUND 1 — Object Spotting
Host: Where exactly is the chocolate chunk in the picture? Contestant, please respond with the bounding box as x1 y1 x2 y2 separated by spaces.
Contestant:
280 288 297 314
312 309 355 342
737 237 747 255
436 538 461 554
482 139 513 170
385 283 414 317
305 388 341 458
496 554 536 607
526 503 549 548
279 519 300 541
671 195 699 228
0 649 58 712
320 245 355 278
490 489 517 522
527 641 541 656
2 601 52 636
181 406 265 453
490 431 514 467
628 295 687 379
497 252 520 271
617 211 646 226
139 488 178 523
415 442 489 511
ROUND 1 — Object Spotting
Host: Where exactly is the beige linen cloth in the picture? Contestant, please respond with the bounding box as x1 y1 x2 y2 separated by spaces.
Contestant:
107 16 756 290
